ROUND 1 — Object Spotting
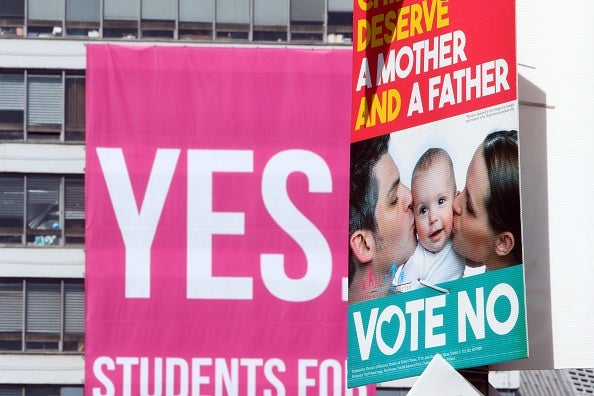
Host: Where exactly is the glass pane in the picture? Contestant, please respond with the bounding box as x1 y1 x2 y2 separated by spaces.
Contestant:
141 26 174 39
0 111 24 140
65 176 84 244
254 0 287 26
25 281 61 350
0 73 24 110
327 10 352 44
28 0 63 21
104 0 138 20
329 0 352 12
27 75 63 126
27 176 61 246
66 0 100 22
291 0 324 22
0 281 23 331
0 281 23 351
0 0 24 18
0 175 24 244
103 27 138 39
142 0 174 20
0 386 22 396
179 0 213 23
27 75 63 140
216 0 249 24
61 388 83 396
63 281 84 351
26 386 61 396
65 76 85 141
0 74 25 140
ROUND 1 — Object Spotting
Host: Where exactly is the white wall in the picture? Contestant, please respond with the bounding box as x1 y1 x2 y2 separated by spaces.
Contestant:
515 0 594 369
0 40 86 69
0 355 84 384
0 143 85 174
0 248 84 278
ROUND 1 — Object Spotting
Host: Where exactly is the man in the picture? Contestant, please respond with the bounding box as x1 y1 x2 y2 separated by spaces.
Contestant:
348 133 417 304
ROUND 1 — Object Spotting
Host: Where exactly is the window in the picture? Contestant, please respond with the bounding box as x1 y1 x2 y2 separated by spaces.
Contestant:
63 282 84 351
26 176 61 246
0 279 85 353
64 75 85 142
26 281 62 350
0 0 25 37
376 389 410 396
0 385 83 396
0 281 23 351
328 0 353 44
104 0 139 39
141 0 175 39
0 174 85 246
179 0 214 41
497 391 519 396
0 73 25 141
28 0 64 38
216 0 250 40
253 0 288 42
64 177 85 244
290 0 324 42
0 71 85 143
27 74 63 141
0 175 24 244
10 0 353 44
66 0 100 37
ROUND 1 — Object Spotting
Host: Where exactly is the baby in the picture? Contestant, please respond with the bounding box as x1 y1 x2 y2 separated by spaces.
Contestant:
392 148 465 292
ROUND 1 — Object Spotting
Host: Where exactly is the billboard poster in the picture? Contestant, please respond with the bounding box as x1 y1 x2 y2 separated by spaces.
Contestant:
347 0 527 387
86 45 372 395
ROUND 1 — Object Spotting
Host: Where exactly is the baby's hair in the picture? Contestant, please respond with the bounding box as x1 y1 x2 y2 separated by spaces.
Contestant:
413 148 456 193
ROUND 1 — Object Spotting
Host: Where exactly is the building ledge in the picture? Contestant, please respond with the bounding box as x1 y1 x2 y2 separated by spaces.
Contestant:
0 354 84 384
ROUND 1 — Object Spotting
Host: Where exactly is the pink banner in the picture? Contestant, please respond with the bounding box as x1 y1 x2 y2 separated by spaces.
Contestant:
85 45 371 395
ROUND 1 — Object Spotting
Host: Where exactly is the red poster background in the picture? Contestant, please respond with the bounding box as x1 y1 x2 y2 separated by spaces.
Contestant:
351 0 517 141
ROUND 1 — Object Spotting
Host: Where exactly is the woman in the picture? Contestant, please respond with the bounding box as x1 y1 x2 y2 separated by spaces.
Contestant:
452 130 522 271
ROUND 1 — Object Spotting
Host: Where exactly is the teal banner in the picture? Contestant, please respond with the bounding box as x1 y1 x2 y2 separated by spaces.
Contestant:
347 264 528 387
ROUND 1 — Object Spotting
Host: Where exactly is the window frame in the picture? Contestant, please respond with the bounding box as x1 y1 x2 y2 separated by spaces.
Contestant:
11 0 353 44
0 385 84 396
0 70 85 144
0 174 85 247
0 279 85 354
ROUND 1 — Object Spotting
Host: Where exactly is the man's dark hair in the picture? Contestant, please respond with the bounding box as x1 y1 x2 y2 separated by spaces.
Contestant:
348 134 390 286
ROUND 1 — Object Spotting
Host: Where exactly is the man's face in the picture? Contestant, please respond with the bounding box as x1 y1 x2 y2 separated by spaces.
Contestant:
372 153 417 271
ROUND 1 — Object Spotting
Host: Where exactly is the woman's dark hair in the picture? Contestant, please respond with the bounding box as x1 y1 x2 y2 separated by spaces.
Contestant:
348 134 390 285
482 130 522 263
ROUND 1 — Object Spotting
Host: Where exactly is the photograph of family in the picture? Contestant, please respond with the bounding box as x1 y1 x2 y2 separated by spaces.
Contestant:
348 101 522 304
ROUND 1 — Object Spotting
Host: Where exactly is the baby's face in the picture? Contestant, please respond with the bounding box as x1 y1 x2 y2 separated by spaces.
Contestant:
412 165 456 253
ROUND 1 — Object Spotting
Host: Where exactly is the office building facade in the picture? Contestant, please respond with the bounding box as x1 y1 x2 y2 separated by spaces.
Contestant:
1 1 592 395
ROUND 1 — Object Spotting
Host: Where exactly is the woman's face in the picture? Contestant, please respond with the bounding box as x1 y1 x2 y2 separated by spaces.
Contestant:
452 146 498 267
